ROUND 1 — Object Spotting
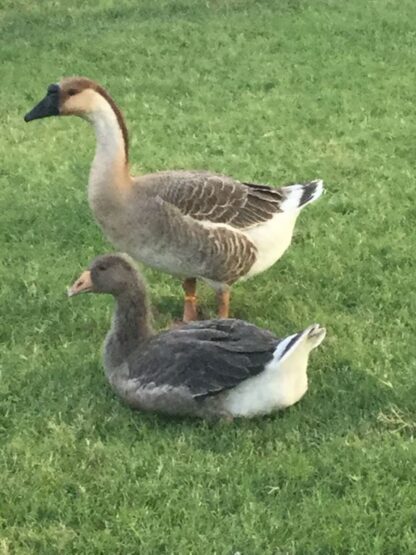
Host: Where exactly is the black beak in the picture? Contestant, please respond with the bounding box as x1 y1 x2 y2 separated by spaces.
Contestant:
24 84 60 122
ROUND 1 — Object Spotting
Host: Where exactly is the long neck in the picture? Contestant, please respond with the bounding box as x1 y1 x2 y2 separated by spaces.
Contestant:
106 285 153 369
86 95 132 211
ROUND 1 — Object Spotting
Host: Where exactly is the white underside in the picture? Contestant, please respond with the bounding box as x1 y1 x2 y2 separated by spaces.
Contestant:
196 210 299 285
233 180 323 280
223 325 326 417
242 210 300 278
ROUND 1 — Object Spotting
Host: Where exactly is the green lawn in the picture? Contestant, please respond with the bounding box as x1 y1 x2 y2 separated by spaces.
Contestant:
1 0 415 552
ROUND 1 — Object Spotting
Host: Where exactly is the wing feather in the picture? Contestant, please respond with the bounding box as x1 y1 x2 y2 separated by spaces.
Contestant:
127 319 279 398
155 172 282 230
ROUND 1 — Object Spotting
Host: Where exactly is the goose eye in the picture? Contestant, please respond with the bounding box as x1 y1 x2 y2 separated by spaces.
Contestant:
97 264 107 272
67 88 78 96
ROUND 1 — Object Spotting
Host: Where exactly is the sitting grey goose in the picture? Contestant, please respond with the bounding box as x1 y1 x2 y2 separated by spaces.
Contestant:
25 77 324 321
68 254 326 419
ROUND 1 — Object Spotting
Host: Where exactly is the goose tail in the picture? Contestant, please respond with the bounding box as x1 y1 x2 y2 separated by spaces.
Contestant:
273 324 326 365
279 179 324 212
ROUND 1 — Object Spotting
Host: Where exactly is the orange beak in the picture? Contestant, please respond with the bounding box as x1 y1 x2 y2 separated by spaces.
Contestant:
67 270 94 297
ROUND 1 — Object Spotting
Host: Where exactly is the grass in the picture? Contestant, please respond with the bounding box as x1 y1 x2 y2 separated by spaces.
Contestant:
1 0 416 552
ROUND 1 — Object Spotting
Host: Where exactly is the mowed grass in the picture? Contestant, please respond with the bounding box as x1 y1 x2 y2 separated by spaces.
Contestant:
1 0 416 552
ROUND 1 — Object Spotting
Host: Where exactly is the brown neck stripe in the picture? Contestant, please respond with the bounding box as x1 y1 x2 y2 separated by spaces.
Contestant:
94 84 129 163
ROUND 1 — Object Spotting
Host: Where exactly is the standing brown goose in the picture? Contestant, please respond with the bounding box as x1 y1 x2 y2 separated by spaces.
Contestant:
24 77 324 321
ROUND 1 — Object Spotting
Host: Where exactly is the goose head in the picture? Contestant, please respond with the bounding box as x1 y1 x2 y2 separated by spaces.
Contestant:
24 76 129 161
24 77 117 121
68 254 141 298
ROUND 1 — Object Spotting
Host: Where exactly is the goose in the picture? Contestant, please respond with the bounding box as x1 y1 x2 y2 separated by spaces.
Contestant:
25 77 325 321
68 253 326 419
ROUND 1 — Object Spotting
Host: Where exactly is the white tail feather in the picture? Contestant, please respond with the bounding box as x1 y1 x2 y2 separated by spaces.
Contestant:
280 179 324 212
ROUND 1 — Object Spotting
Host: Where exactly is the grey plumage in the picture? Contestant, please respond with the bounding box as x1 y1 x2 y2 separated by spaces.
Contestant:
68 254 326 419
123 320 278 399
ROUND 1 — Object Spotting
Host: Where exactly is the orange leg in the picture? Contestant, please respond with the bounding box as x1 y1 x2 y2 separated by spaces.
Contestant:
182 278 198 322
216 289 230 319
